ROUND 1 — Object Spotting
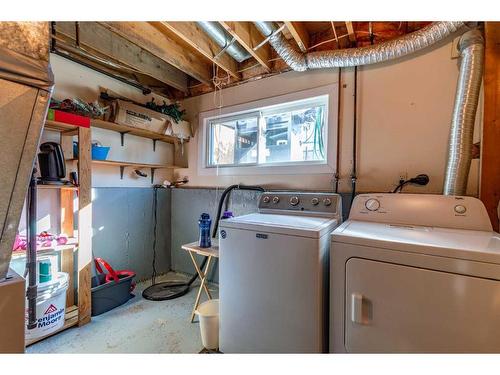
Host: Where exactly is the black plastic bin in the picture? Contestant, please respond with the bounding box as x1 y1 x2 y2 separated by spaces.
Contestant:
91 273 135 316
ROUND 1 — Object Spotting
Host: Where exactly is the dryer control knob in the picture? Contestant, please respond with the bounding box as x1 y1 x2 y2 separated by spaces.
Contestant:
272 196 280 204
365 198 380 211
323 198 332 206
262 196 270 203
311 197 320 206
290 196 300 206
454 204 467 214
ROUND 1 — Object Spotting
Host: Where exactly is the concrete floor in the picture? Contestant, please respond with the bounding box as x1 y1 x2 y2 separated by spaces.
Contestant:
27 272 218 353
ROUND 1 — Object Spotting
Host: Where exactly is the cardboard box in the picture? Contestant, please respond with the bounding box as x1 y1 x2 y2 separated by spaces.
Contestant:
112 99 169 134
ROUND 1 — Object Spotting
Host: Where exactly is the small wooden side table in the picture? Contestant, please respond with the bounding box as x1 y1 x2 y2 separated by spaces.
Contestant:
181 240 219 322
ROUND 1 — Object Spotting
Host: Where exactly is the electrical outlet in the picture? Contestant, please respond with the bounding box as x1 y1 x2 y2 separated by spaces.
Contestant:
399 172 408 183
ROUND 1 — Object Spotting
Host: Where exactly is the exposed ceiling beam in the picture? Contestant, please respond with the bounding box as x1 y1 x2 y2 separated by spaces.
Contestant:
284 22 309 52
159 22 240 80
219 21 271 71
99 22 213 86
54 22 188 93
345 22 357 44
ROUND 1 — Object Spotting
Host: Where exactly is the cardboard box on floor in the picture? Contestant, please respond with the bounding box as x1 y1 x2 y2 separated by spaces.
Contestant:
112 99 170 134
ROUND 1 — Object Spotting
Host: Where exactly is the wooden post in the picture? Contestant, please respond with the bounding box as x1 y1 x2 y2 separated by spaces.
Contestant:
60 188 75 307
77 126 92 325
481 23 500 231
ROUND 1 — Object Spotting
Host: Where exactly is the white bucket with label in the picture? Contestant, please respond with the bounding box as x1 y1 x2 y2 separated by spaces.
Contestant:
25 272 69 341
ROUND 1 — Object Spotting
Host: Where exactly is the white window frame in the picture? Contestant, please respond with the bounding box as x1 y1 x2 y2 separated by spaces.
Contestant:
198 84 338 176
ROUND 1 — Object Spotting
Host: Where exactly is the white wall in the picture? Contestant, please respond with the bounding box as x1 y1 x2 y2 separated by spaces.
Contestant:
177 37 481 196
50 53 175 187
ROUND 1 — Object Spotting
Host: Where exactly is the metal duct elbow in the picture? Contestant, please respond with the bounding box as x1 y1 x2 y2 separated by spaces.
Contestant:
197 21 251 63
443 30 484 196
254 21 466 70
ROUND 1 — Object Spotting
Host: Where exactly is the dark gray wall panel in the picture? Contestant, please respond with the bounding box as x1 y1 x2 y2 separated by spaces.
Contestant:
92 188 170 281
171 188 262 282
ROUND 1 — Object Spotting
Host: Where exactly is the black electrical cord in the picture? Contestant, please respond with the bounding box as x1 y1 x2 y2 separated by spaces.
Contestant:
151 186 159 285
334 68 342 193
392 174 430 193
350 66 358 208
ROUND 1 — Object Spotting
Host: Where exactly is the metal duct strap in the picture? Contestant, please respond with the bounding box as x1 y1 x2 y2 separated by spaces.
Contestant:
197 21 251 63
443 30 484 196
255 21 466 71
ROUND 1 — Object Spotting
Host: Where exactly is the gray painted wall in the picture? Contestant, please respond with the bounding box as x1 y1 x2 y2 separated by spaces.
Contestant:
92 188 171 282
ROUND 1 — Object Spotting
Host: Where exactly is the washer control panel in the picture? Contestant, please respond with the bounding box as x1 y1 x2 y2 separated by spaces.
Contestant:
259 191 341 216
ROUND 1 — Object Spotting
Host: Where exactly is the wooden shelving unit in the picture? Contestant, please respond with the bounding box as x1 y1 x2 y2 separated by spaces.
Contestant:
35 119 93 341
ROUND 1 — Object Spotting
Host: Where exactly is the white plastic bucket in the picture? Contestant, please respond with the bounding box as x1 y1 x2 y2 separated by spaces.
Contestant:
25 272 69 340
195 299 219 350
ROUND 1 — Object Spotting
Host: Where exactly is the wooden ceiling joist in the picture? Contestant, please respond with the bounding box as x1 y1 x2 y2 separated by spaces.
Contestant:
219 21 271 71
100 22 213 87
54 22 189 93
345 22 357 45
284 22 309 52
159 22 240 80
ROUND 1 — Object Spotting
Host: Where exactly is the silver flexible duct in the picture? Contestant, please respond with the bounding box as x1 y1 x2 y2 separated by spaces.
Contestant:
443 30 484 196
197 21 250 63
254 21 466 71
256 21 484 196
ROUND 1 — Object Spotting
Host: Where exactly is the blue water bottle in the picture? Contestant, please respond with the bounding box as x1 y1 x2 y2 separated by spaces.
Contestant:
198 213 212 248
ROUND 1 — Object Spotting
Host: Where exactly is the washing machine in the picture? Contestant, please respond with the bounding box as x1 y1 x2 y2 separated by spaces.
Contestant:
330 193 500 353
219 191 342 353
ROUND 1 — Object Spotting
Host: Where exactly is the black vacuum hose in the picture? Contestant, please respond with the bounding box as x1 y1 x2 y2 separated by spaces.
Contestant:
185 184 265 286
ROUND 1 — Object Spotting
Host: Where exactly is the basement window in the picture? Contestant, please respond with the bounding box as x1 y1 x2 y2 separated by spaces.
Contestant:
199 84 338 176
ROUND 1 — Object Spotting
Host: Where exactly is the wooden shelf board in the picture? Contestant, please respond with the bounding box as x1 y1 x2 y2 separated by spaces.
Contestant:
92 118 188 144
25 305 79 346
11 240 78 259
37 184 78 191
92 159 176 169
44 120 81 134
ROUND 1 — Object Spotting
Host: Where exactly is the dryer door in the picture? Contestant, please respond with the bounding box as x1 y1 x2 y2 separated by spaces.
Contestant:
345 258 500 353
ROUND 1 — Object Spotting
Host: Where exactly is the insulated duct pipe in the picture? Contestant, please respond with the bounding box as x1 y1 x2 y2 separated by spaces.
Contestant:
254 21 466 71
443 30 484 195
197 21 251 63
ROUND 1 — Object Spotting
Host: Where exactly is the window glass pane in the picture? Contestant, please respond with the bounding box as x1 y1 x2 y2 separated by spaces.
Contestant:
235 117 258 164
209 121 235 166
208 116 258 166
262 112 291 163
262 104 326 164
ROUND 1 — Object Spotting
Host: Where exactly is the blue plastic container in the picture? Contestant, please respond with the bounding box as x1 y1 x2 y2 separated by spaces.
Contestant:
91 144 110 160
73 142 110 160
198 213 212 248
